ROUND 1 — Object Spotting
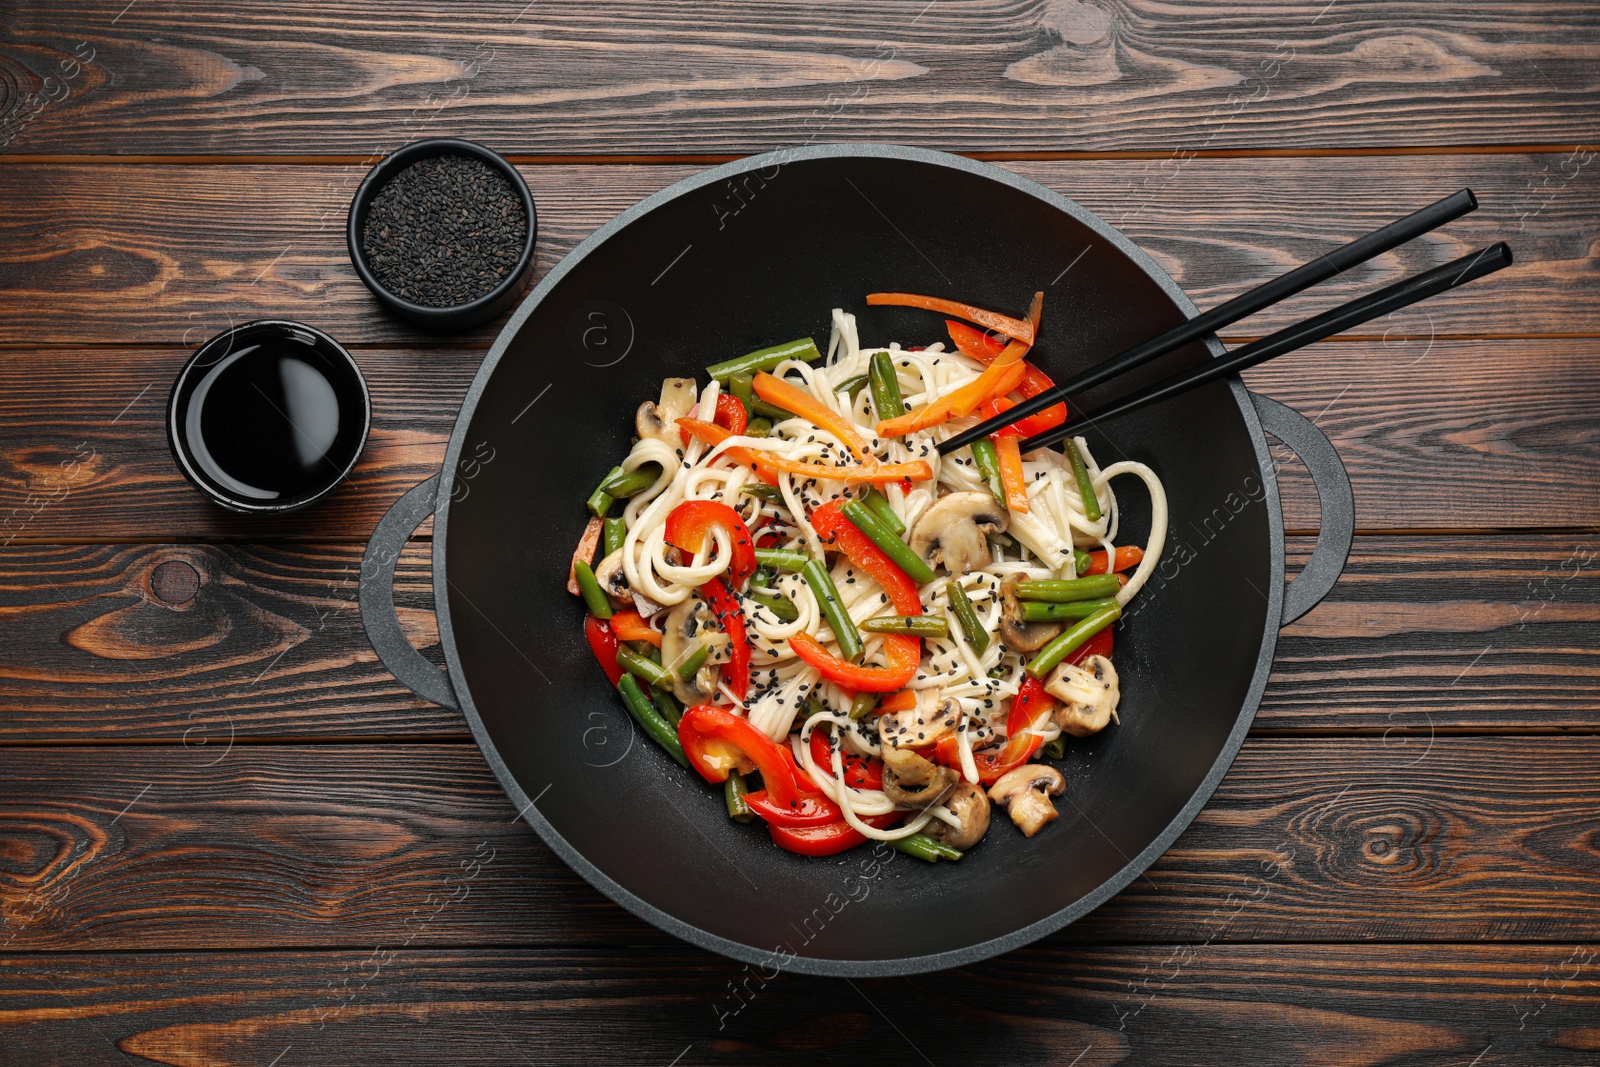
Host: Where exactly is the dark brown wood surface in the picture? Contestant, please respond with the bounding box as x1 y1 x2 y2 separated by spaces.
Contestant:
3 0 1598 1061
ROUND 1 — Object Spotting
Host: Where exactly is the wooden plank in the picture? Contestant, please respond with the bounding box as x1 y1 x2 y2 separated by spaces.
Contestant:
0 155 1593 346
2 739 1598 951
1 535 1595 742
2 336 1595 541
3 1 1598 155
2 944 1597 1066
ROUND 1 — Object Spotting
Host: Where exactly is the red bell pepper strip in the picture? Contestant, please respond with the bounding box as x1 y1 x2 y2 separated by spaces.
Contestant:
792 502 924 692
1085 546 1144 575
744 789 843 828
865 292 1035 345
664 500 757 587
809 726 884 791
678 704 814 805
609 609 662 648
948 320 1068 436
769 811 900 857
698 577 750 700
679 391 747 446
876 690 917 714
584 614 625 686
933 675 1055 784
1068 626 1114 666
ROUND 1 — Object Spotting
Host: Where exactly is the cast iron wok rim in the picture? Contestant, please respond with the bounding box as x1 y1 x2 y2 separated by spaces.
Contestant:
433 143 1285 977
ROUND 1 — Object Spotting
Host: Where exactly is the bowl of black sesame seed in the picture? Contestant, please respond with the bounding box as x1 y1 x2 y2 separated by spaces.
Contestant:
348 137 538 331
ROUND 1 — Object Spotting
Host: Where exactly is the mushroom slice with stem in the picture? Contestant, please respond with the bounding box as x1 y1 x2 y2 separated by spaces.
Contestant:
880 745 960 808
997 573 1062 653
636 377 699 445
592 548 634 609
926 781 991 850
878 689 962 750
660 597 724 705
1044 654 1120 737
908 490 1009 576
988 764 1066 837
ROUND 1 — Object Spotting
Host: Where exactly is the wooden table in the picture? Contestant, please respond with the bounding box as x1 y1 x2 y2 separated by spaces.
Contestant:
3 3 1598 1063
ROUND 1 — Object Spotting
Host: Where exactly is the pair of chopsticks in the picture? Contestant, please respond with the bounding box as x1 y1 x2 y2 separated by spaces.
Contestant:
936 190 1511 456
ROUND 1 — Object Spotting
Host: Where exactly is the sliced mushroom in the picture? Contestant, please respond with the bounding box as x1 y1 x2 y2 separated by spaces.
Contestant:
880 745 960 808
592 549 634 608
635 377 699 445
997 573 1063 653
988 764 1066 837
1045 654 1120 737
908 491 1008 576
926 781 991 850
661 597 723 705
878 689 962 750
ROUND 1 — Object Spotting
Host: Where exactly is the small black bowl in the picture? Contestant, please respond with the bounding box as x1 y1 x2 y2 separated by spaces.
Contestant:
168 320 371 513
347 137 538 331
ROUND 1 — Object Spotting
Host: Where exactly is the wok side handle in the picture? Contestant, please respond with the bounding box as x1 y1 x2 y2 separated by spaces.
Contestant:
359 475 459 710
1250 393 1355 627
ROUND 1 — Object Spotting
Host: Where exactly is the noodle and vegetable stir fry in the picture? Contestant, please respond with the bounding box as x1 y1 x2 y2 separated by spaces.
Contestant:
569 291 1167 860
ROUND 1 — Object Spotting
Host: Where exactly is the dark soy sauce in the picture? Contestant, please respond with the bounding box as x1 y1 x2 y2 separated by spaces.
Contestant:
175 325 368 509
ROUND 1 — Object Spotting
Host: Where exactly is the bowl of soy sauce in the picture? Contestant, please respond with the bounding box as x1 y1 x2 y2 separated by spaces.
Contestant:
167 320 371 513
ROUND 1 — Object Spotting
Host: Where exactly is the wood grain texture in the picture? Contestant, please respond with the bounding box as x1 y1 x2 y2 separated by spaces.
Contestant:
3 740 1599 951
0 155 1594 347
1 535 1594 742
2 337 1594 541
3 944 1598 1066
2 0 1598 155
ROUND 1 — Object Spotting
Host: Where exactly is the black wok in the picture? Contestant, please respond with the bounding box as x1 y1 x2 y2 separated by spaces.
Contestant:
359 145 1354 976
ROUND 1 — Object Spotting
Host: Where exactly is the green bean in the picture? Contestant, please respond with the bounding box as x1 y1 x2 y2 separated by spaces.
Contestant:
889 834 943 862
573 560 613 619
849 691 879 720
926 837 965 861
755 547 809 572
862 488 905 536
1026 603 1121 678
839 500 937 585
741 482 783 503
616 644 673 689
706 338 821 382
616 673 689 768
651 686 683 727
1014 575 1124 602
585 486 615 518
969 438 1005 507
1067 438 1102 521
869 350 906 419
988 665 1008 679
946 581 989 656
597 463 662 498
629 641 662 662
751 564 776 590
803 559 862 661
602 517 627 556
746 417 772 438
749 590 799 622
834 374 869 399
750 399 797 421
1042 736 1067 760
673 643 710 681
860 615 948 639
1074 548 1093 576
724 773 755 822
1020 597 1119 623
729 372 755 413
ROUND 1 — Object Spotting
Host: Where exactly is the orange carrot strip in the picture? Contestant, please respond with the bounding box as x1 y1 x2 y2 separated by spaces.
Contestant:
993 434 1030 514
752 372 868 461
567 515 603 595
678 417 931 486
866 292 1034 345
1086 546 1144 575
610 609 663 647
875 690 918 714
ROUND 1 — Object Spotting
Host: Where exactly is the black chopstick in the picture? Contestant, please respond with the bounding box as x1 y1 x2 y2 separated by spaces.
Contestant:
936 188 1479 455
1016 242 1513 453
